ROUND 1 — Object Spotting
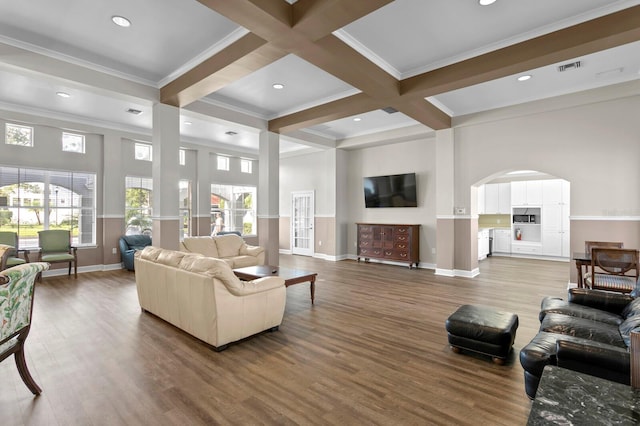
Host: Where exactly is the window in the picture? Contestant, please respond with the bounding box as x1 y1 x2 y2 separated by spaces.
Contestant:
134 143 152 161
240 159 253 174
0 166 96 247
5 123 34 147
217 155 229 171
179 180 191 238
211 184 256 235
62 132 85 153
179 149 186 166
125 177 152 235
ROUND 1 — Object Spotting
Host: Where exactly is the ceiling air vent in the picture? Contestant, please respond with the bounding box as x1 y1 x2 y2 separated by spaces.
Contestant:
126 108 143 115
557 61 582 72
381 106 399 114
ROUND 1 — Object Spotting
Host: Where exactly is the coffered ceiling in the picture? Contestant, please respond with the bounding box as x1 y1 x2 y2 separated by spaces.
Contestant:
0 0 639 155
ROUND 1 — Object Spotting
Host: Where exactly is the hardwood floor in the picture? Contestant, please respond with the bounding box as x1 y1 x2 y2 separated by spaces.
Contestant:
0 255 569 425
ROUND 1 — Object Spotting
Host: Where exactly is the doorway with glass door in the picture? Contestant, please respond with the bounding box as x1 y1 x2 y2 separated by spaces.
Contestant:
291 191 314 256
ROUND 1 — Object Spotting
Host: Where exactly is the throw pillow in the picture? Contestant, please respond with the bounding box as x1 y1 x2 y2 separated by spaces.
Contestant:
619 316 640 347
630 276 640 298
622 296 640 318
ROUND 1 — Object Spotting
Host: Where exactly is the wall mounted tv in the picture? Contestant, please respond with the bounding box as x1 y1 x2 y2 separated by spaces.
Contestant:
363 173 417 208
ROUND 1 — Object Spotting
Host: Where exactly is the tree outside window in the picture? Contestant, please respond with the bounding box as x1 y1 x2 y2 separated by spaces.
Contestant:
125 177 152 235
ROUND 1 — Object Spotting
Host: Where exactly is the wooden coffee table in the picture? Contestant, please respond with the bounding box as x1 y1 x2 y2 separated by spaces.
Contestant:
233 265 318 304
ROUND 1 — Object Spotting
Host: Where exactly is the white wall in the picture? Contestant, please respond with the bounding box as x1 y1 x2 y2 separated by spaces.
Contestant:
345 137 438 265
453 93 640 217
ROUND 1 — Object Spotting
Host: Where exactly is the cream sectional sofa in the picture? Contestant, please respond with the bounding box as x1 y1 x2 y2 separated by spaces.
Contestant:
134 246 285 350
179 234 265 268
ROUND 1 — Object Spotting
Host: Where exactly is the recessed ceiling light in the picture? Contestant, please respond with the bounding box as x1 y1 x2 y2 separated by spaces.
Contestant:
479 0 497 5
353 117 362 122
517 75 532 82
56 92 70 98
183 121 192 125
272 83 284 90
112 15 131 27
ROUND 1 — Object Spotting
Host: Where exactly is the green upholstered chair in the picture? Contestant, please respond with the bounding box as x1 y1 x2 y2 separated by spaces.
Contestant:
0 256 50 395
37 230 77 279
0 231 29 271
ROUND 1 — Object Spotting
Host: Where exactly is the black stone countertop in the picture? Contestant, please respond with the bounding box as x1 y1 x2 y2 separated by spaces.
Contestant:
528 365 640 425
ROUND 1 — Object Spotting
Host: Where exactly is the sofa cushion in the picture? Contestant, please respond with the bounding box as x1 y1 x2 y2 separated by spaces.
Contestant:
540 313 626 347
215 234 244 258
540 296 625 325
232 255 261 269
156 249 186 268
182 237 219 258
139 246 163 262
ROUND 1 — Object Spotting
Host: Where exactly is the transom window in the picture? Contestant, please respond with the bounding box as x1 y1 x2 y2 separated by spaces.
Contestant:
5 123 34 147
62 132 85 153
134 143 152 161
240 159 253 174
179 149 186 166
217 155 229 171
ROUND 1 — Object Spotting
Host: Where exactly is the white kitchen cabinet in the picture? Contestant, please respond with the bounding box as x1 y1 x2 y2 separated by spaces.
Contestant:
542 179 570 257
478 229 490 260
511 180 543 206
493 229 512 253
511 241 543 255
484 183 511 214
477 184 485 214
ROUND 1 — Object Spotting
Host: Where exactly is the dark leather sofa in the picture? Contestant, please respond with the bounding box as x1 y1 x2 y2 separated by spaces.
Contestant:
119 234 152 270
520 288 640 399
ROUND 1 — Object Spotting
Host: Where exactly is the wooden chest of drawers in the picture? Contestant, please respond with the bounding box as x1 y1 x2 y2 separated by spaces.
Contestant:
356 223 420 269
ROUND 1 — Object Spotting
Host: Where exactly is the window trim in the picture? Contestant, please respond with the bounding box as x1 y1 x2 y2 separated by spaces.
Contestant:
5 123 34 147
62 132 86 153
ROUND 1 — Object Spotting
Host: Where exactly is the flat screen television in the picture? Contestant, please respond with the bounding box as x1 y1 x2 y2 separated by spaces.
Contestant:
363 173 417 208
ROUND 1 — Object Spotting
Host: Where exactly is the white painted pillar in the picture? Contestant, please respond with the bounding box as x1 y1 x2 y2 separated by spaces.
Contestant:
151 103 180 250
258 131 279 265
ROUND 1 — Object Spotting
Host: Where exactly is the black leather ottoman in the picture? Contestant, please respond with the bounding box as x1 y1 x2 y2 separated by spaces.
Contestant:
445 304 519 365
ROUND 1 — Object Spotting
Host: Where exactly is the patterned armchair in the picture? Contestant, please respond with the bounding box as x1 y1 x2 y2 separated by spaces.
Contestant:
0 246 50 395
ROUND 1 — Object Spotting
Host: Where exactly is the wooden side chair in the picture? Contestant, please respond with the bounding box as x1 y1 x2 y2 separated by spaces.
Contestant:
0 231 29 271
585 247 639 294
583 241 624 286
37 230 77 279
0 257 50 395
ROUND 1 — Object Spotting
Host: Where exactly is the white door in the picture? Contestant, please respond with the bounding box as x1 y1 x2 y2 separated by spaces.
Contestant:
291 191 314 256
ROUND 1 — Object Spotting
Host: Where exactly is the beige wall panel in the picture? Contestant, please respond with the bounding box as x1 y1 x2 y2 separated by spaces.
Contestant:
315 216 336 256
259 217 279 265
279 216 291 251
436 218 455 270
454 218 478 272
103 217 124 265
570 219 640 283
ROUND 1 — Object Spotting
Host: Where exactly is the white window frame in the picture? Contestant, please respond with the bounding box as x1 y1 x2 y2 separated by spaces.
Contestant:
240 159 253 174
217 155 229 171
179 149 186 166
62 132 85 153
134 143 152 161
5 123 34 147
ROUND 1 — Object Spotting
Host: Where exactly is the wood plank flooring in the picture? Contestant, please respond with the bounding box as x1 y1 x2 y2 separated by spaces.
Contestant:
0 255 569 425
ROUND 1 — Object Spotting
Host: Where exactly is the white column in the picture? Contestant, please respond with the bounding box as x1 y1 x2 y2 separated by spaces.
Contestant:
435 128 456 274
196 148 212 235
103 130 125 265
152 103 180 250
258 131 279 265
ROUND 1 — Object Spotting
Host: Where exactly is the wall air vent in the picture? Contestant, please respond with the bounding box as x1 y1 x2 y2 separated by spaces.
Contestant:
381 106 399 114
126 108 143 115
557 61 582 72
